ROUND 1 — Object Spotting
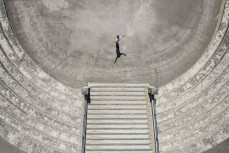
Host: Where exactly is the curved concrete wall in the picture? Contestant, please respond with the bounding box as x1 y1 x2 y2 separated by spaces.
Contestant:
0 0 228 153
0 1 83 153
3 0 223 88
157 1 229 152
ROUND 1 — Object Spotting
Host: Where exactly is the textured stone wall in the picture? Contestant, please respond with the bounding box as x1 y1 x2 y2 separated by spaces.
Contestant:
157 1 229 152
0 0 228 153
0 0 84 152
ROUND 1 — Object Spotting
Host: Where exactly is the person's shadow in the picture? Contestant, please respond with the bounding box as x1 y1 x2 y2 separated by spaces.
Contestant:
114 42 126 64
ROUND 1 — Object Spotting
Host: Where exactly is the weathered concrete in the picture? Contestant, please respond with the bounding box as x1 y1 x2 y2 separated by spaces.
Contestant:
4 0 223 88
0 0 84 151
0 138 25 153
0 0 228 153
204 138 229 153
86 84 156 153
156 1 229 152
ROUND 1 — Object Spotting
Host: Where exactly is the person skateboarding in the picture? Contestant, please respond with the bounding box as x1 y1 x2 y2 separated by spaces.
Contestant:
114 35 126 64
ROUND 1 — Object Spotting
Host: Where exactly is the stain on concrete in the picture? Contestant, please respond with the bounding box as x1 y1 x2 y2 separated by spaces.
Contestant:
42 0 69 11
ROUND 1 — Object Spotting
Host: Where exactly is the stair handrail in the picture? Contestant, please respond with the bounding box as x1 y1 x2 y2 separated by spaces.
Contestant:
153 95 160 153
148 86 160 153
81 87 90 153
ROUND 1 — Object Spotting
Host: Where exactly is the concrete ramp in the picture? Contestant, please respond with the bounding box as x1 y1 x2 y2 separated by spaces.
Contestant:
83 83 157 153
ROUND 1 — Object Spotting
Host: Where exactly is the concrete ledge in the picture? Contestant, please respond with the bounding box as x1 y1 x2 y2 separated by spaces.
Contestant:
158 1 229 97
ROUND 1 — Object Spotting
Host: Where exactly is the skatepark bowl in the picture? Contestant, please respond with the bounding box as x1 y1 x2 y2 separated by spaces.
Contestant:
0 0 229 152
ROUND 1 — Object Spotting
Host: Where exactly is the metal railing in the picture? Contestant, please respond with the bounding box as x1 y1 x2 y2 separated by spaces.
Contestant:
81 87 90 153
148 87 160 153
152 95 160 153
81 85 159 153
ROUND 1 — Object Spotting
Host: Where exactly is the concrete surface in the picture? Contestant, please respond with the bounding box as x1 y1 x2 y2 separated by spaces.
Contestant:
156 1 229 152
0 0 228 153
204 138 229 153
4 0 223 88
0 138 25 153
0 2 84 151
85 84 156 153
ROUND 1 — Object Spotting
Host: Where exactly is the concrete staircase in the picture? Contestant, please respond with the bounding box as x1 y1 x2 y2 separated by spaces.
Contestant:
85 83 156 153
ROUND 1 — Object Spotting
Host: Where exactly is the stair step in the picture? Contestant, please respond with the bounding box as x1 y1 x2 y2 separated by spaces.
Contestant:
91 96 146 101
91 88 145 92
87 109 147 114
89 101 146 105
87 134 150 139
88 105 146 110
87 129 149 134
86 145 151 150
85 83 155 153
87 119 148 124
87 114 148 119
87 124 149 129
88 83 149 87
91 92 146 96
86 151 153 153
86 139 151 145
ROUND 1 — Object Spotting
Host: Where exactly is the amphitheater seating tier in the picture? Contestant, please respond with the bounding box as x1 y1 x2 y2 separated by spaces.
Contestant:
0 0 228 153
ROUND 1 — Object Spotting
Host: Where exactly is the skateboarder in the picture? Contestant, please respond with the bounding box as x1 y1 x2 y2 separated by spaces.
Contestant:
114 35 126 64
